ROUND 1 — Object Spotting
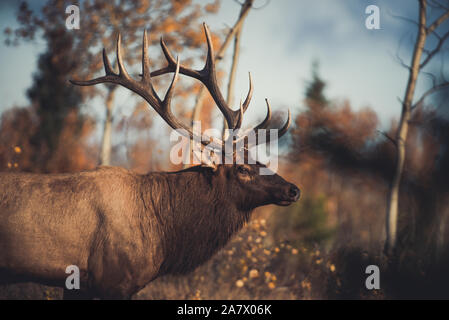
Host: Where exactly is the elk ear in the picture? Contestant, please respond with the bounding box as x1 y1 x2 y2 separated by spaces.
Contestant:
193 149 218 172
201 162 218 172
200 154 218 171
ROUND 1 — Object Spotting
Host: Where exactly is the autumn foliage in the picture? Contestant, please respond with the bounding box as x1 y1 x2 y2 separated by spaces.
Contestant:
2 0 449 300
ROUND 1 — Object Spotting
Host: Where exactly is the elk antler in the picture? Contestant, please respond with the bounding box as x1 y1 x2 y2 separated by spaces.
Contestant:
70 31 222 149
70 24 290 154
151 23 291 144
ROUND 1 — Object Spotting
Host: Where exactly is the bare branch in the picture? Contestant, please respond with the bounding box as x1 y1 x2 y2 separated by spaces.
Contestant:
391 32 413 70
428 0 449 10
377 130 397 147
420 30 449 68
412 81 449 109
426 7 449 34
420 69 438 87
394 51 412 70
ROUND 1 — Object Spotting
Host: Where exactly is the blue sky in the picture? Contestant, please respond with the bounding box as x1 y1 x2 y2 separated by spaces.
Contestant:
0 0 447 131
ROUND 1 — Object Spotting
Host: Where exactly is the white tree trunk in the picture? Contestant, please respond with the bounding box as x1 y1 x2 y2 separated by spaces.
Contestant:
100 88 115 166
385 0 427 255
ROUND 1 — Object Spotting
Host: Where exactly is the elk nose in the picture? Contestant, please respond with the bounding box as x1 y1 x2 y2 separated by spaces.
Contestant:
288 185 300 201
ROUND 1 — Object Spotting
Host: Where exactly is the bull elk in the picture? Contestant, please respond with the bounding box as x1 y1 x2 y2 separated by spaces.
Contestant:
0 24 300 299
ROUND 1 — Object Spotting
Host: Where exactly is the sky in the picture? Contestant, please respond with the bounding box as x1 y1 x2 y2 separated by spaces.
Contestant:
0 0 447 132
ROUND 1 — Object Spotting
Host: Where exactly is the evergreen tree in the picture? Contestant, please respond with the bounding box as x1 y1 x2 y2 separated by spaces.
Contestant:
304 60 328 108
27 28 83 163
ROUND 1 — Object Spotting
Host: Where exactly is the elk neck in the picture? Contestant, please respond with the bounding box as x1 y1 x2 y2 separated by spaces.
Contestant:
139 166 252 275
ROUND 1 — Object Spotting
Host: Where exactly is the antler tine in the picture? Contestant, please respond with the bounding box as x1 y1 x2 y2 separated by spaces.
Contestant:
102 48 115 75
277 109 291 138
116 33 130 79
162 57 180 110
235 107 290 148
234 99 244 130
70 34 131 87
142 30 151 83
202 22 216 76
241 73 253 114
198 23 241 130
254 99 272 130
257 109 291 145
153 37 202 80
232 105 290 148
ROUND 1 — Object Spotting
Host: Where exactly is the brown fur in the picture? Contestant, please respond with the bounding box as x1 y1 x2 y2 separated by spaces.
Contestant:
0 164 299 299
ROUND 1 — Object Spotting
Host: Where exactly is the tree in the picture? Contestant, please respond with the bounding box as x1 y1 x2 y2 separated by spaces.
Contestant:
1 14 96 173
223 0 254 136
6 0 221 165
190 0 254 127
385 0 449 255
290 57 449 260
27 28 88 171
304 60 328 108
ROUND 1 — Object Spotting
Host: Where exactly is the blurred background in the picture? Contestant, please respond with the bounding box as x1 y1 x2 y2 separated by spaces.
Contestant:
0 0 449 299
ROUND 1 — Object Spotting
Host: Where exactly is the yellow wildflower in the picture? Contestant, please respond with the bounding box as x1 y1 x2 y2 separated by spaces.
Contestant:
249 269 259 278
301 280 311 290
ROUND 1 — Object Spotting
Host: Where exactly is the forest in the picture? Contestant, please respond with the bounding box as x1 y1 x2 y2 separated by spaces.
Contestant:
1 0 449 299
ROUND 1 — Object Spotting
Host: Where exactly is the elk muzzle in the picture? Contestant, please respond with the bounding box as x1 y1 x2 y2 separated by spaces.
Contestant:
275 183 300 206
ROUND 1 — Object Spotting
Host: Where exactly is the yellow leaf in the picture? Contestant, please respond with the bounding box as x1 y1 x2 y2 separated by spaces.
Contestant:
249 269 259 278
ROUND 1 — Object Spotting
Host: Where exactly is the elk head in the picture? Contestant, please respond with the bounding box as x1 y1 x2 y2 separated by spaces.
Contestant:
214 163 300 210
70 23 300 209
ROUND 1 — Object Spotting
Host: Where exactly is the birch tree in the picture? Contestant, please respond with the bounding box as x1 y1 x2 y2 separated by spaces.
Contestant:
385 0 449 255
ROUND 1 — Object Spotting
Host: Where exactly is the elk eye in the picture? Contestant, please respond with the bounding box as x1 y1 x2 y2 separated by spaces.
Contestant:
237 166 250 175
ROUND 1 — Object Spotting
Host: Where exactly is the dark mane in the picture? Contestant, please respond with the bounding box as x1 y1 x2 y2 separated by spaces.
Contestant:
141 168 251 275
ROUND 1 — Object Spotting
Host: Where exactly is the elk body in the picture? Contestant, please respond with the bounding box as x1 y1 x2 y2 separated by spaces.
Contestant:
0 24 299 299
